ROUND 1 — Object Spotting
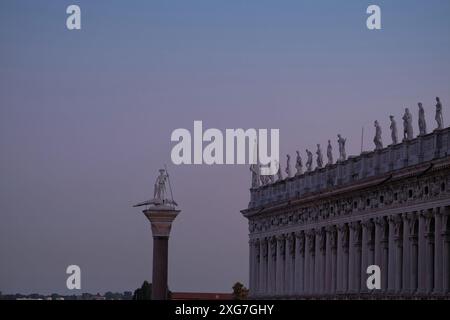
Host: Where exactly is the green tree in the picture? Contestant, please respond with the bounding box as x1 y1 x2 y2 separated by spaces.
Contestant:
232 282 249 300
133 281 152 300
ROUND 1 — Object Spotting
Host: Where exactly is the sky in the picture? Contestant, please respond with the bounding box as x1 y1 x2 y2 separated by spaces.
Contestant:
1 0 450 295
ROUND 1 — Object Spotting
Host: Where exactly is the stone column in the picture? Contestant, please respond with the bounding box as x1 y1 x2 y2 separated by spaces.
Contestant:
424 210 435 294
276 235 285 295
319 228 326 294
254 239 260 295
307 230 316 294
259 238 268 295
353 222 362 293
267 237 277 295
377 217 389 292
401 213 410 293
387 215 396 293
434 207 443 294
336 224 344 293
304 231 310 294
393 214 403 293
408 212 419 294
143 207 180 300
361 220 370 293
249 239 254 294
294 231 305 295
442 207 450 294
417 211 427 293
330 227 338 293
325 226 333 293
286 233 295 295
342 224 350 293
348 223 356 292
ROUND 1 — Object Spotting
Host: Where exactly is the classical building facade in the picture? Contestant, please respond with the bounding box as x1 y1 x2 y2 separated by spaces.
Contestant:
242 126 450 298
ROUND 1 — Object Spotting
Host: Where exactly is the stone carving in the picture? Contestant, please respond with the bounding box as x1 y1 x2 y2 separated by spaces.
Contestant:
373 120 383 150
337 134 346 161
418 102 427 135
402 108 414 141
250 163 260 188
316 144 323 168
285 154 292 178
295 151 303 175
389 115 398 145
327 140 333 165
435 97 444 130
306 149 313 172
276 159 283 182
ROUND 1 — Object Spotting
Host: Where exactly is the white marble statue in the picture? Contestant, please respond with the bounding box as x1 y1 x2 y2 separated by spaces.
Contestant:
306 149 313 172
402 108 414 141
435 97 444 130
389 115 398 145
337 134 346 161
418 102 427 135
285 154 292 178
154 169 168 201
295 151 303 175
327 140 333 165
316 144 323 168
373 120 383 150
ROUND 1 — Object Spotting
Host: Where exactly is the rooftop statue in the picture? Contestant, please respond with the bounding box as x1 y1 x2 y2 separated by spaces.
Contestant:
316 144 323 168
374 120 383 150
133 168 177 208
306 149 313 172
276 159 283 182
337 134 346 161
327 140 333 165
402 108 414 141
418 102 427 135
285 154 292 178
295 151 303 175
250 163 260 188
389 115 398 145
436 97 444 130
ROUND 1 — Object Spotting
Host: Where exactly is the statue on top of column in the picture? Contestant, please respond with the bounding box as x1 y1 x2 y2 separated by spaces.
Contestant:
134 168 177 208
418 102 427 135
337 134 346 162
402 108 414 141
435 97 444 130
295 150 303 175
327 140 333 165
389 115 398 145
316 144 323 168
285 154 292 178
306 149 313 172
373 120 383 150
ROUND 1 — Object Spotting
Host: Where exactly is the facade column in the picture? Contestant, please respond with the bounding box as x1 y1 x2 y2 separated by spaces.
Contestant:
275 235 285 295
401 213 410 293
361 220 370 293
342 224 350 293
424 210 435 294
387 215 396 293
294 231 305 295
318 228 326 294
434 207 443 294
353 222 362 293
418 211 427 293
377 217 389 292
330 226 338 293
249 239 255 294
442 207 450 294
254 239 260 295
259 238 268 295
267 236 277 295
307 230 316 295
286 233 295 295
336 224 344 293
348 223 356 292
325 226 333 293
408 212 419 293
304 231 310 294
393 214 403 293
